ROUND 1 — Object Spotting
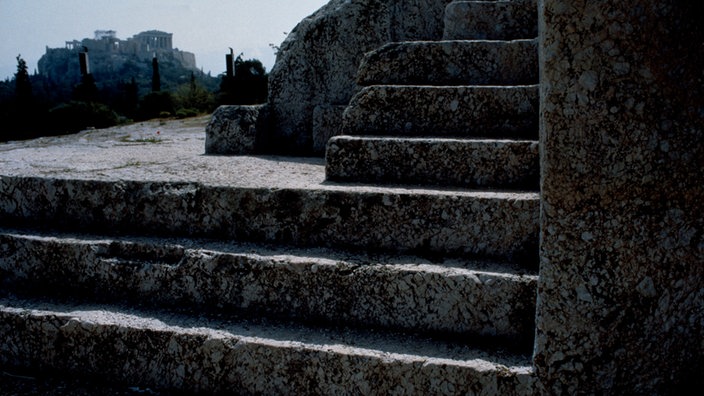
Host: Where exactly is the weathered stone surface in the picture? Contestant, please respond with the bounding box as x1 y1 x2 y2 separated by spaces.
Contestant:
268 0 454 154
0 371 145 395
443 0 538 40
357 39 538 86
537 0 704 393
326 135 539 189
205 105 267 155
312 104 347 155
0 118 539 259
0 175 538 260
0 117 539 393
343 85 539 139
0 230 537 340
0 298 536 395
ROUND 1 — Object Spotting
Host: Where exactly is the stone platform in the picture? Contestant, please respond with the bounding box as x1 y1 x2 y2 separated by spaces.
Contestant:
0 116 538 259
0 116 538 394
0 116 323 188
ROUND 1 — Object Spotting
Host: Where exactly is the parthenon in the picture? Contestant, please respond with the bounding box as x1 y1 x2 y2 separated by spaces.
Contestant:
57 29 195 70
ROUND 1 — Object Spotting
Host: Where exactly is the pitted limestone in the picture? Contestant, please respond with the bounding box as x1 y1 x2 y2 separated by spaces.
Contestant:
0 298 536 394
326 136 539 189
268 0 454 154
0 230 538 340
0 176 539 259
357 39 538 86
443 0 538 40
205 105 267 155
343 85 539 139
0 118 538 260
537 0 704 393
312 105 347 155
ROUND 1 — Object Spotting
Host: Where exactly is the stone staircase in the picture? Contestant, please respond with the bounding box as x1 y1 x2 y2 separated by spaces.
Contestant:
327 0 539 189
0 1 539 394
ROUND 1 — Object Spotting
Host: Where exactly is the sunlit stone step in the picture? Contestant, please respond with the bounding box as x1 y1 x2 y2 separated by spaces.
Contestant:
0 174 539 260
0 297 536 394
0 229 538 340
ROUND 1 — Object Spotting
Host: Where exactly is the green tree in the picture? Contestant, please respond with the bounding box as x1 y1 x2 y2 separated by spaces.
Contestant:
73 73 98 102
174 72 215 116
46 101 119 135
123 78 140 118
3 54 39 140
14 54 32 104
151 57 161 92
218 55 268 105
138 92 174 120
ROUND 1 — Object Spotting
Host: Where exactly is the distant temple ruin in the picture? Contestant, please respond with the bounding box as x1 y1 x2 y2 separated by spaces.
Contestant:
37 29 199 92
60 29 195 69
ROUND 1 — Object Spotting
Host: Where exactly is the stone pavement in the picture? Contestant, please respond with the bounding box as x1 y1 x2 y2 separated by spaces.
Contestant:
0 116 326 189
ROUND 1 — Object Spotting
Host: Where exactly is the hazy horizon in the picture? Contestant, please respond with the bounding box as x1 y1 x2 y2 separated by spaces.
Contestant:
0 0 328 81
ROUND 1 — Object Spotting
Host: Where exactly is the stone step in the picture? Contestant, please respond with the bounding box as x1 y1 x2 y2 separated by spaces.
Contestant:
357 39 538 86
0 174 538 260
0 128 539 261
0 230 538 341
0 297 536 394
326 136 539 189
342 85 538 140
443 0 538 40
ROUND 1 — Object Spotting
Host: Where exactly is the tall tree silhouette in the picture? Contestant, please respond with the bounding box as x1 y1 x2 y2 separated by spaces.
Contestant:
218 55 268 105
14 54 32 104
73 74 98 102
151 56 161 92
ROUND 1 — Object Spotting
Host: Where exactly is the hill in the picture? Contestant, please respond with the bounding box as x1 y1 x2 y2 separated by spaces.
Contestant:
37 29 217 95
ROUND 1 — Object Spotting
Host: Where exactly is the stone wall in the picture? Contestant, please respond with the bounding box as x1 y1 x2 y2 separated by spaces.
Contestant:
264 0 453 155
537 0 704 393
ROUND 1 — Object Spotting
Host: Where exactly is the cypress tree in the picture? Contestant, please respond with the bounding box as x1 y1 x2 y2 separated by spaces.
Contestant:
151 56 161 92
14 54 32 104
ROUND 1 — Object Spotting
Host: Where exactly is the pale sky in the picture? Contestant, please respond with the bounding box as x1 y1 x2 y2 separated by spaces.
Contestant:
0 0 329 80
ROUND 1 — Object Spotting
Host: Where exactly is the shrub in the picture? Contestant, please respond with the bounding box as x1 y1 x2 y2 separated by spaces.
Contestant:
46 101 119 135
138 92 175 120
175 108 200 119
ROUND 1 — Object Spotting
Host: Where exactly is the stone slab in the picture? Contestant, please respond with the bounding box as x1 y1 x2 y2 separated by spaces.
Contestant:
0 229 538 341
357 39 538 86
0 117 539 259
343 85 539 139
0 175 539 260
0 297 536 395
326 135 539 189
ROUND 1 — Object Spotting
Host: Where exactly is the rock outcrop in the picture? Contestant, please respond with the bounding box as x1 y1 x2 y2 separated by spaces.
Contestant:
208 0 453 156
205 105 267 154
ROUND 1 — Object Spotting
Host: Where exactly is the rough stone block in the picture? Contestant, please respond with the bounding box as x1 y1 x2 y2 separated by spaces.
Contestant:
326 135 539 189
357 39 538 86
343 85 539 139
0 231 538 340
0 298 536 394
205 105 267 155
0 175 539 260
537 0 704 393
268 0 454 154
